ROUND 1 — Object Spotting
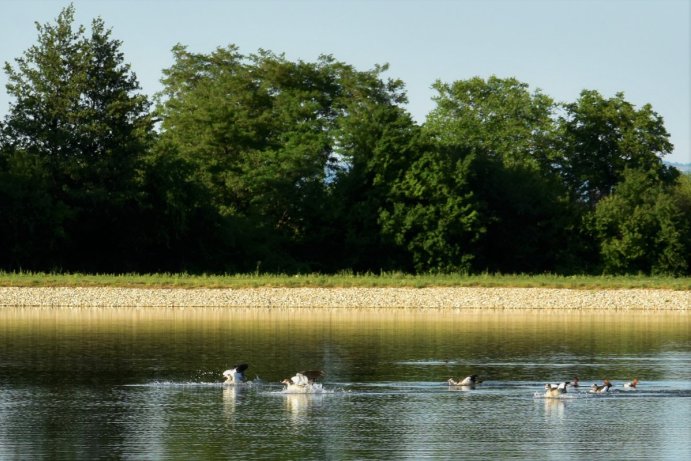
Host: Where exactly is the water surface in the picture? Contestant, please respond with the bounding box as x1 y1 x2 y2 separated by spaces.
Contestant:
0 308 689 459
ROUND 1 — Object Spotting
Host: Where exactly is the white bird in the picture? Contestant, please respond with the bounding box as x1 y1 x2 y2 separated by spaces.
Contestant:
282 370 324 386
222 363 249 384
589 379 612 393
544 382 568 398
447 374 482 387
281 370 325 392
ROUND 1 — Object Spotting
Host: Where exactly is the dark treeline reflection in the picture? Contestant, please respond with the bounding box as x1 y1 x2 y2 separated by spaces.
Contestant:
1 6 689 275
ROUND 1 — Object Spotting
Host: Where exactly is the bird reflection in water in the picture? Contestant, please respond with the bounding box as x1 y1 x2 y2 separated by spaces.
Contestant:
543 397 566 420
283 392 324 425
222 384 250 418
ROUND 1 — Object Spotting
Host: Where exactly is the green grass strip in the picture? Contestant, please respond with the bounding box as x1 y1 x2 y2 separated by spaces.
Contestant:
0 271 688 290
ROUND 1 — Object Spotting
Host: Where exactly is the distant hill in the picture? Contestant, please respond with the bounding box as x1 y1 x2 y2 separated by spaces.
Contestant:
666 161 691 173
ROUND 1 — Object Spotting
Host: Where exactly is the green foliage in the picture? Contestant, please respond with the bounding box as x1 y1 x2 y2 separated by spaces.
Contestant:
559 90 677 206
0 271 688 290
425 76 559 169
0 6 688 276
156 46 412 271
0 147 68 268
382 76 578 273
328 94 420 272
380 147 486 273
591 169 689 275
0 5 154 271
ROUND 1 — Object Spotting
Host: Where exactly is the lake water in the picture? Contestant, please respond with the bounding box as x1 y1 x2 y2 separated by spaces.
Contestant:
0 307 689 460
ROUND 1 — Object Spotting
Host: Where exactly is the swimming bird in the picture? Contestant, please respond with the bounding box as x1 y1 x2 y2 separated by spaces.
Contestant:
222 363 249 384
544 382 568 398
447 375 482 387
570 376 580 387
281 370 325 393
589 379 612 393
282 370 325 386
624 378 639 389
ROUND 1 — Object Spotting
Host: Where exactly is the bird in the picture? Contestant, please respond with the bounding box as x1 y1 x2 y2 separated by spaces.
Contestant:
544 382 568 398
447 374 482 387
570 376 580 387
222 363 249 384
589 379 612 393
624 378 639 389
281 370 325 387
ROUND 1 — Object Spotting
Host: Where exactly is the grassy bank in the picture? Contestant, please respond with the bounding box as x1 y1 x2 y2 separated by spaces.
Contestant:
0 272 688 290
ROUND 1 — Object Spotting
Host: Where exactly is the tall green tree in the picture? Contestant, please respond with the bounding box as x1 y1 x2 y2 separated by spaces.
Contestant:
157 47 415 271
0 5 154 270
425 76 560 170
559 90 678 206
157 46 333 270
383 76 575 272
590 169 689 275
323 66 419 272
379 145 488 273
132 139 229 272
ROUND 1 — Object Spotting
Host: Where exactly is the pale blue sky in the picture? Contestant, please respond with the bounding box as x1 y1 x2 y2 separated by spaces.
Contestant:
1 0 689 163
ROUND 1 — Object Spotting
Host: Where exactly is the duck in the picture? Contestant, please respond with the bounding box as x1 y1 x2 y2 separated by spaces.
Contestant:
589 379 612 393
447 374 482 387
222 363 249 384
570 376 580 387
281 370 325 391
624 378 639 389
544 382 568 398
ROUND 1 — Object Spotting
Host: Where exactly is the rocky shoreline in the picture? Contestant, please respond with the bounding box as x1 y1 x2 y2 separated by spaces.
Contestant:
0 286 688 310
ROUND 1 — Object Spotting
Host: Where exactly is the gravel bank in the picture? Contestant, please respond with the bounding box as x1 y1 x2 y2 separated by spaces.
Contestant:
0 287 688 310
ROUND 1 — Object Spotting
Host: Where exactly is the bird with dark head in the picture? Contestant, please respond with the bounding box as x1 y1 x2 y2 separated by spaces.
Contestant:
544 382 568 398
223 363 249 384
589 379 612 393
447 374 482 387
624 378 639 389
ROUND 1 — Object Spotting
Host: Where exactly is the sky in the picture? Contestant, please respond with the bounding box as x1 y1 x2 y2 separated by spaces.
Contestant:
1 0 689 164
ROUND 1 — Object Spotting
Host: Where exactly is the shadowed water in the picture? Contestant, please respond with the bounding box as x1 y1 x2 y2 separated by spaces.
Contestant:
0 308 689 459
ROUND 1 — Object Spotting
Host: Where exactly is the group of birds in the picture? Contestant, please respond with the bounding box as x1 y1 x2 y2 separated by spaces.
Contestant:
223 363 325 392
542 376 639 398
223 364 639 398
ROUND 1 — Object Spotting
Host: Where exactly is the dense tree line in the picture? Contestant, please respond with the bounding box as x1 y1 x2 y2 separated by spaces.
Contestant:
1 7 689 275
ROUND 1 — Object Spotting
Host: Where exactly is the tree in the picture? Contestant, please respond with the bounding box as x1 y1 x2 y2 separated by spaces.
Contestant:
382 76 575 273
157 47 415 272
425 76 560 170
590 169 689 275
379 145 488 272
157 46 331 270
559 90 678 206
0 146 68 269
1 5 154 270
321 67 419 272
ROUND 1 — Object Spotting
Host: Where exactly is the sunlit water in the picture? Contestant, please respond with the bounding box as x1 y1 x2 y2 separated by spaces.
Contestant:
0 308 689 459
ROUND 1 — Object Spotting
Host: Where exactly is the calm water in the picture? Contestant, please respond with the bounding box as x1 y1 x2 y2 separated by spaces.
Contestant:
0 307 689 460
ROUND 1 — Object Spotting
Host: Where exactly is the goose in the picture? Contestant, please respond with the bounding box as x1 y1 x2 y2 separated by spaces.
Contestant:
222 363 249 384
281 370 325 393
623 378 639 389
447 374 482 387
544 382 568 398
589 379 612 393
